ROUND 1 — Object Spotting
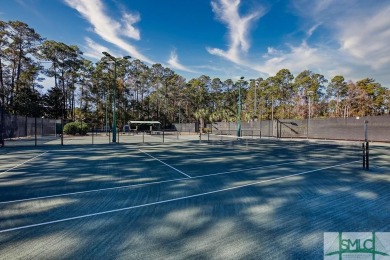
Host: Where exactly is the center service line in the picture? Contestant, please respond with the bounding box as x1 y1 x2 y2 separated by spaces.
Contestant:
139 149 192 178
0 151 48 176
0 160 359 234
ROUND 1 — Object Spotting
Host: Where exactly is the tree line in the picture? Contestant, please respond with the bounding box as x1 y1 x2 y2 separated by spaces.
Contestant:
1 20 389 130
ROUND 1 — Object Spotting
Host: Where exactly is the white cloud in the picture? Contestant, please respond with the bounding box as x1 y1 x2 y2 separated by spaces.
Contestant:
337 5 390 69
121 13 141 40
263 47 281 57
283 0 390 85
167 50 197 73
64 0 154 64
82 37 121 60
207 0 264 63
255 42 332 76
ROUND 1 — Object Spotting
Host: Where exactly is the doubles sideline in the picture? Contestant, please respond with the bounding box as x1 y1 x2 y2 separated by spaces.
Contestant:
0 151 48 176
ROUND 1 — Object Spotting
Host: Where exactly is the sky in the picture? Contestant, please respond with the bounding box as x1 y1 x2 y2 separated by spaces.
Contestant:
1 0 390 87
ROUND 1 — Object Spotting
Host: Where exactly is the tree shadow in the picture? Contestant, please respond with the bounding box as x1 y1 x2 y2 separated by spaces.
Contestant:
0 141 389 259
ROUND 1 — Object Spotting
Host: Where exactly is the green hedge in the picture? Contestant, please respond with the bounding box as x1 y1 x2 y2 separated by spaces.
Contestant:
63 121 89 135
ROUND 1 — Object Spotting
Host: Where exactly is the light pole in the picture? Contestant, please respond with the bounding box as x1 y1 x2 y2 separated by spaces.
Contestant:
254 80 258 117
307 90 314 139
265 79 275 138
271 94 274 137
237 76 244 137
102 52 131 143
254 80 261 137
105 89 108 135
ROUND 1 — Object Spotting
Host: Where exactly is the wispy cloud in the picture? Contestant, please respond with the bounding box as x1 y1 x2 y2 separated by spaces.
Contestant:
167 50 197 73
64 0 154 64
207 0 264 63
255 41 347 78
291 0 390 70
120 12 141 40
337 4 390 69
82 37 120 60
15 0 47 20
256 0 390 85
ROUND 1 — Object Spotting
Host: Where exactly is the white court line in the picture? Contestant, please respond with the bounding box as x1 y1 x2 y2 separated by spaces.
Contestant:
0 151 48 176
0 160 359 233
139 149 192 178
0 160 302 205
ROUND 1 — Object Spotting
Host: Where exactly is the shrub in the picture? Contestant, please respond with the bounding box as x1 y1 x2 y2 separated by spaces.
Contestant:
202 127 211 133
78 122 89 135
63 121 89 135
63 122 78 135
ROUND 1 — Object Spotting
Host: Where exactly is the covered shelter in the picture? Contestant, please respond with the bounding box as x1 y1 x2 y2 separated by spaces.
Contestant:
125 121 161 133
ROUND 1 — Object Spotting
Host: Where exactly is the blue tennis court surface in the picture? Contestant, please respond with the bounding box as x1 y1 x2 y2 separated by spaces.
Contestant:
0 140 389 259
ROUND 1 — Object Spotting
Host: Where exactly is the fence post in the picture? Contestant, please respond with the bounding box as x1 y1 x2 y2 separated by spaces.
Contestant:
35 116 37 146
61 118 64 146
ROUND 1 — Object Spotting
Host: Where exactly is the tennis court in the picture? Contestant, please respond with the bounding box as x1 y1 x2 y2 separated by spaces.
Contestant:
0 137 389 259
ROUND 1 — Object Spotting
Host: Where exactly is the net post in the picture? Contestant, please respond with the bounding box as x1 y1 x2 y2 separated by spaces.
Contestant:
366 141 369 170
362 142 366 169
199 131 202 144
143 131 145 143
91 127 94 145
163 129 165 143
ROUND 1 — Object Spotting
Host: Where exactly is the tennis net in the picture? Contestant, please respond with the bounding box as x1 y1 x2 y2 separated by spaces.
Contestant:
202 134 364 159
201 133 262 148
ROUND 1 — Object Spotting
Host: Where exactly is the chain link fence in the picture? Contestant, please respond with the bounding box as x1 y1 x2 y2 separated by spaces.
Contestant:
1 108 389 148
1 107 62 147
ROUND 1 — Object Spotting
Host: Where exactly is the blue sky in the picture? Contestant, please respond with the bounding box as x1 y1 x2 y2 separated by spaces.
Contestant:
2 0 390 87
